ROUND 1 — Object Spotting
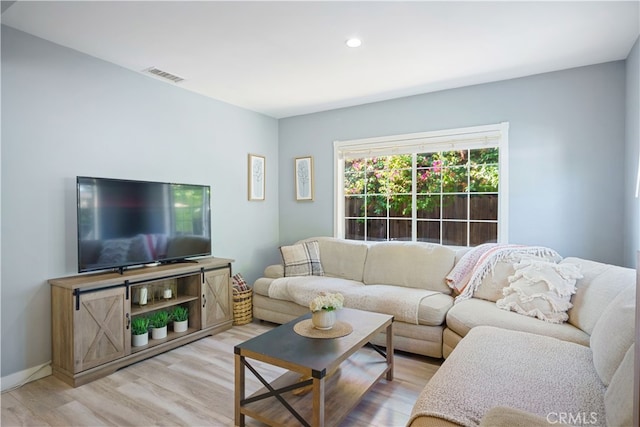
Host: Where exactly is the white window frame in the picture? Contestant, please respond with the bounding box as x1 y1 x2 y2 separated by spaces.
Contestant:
333 122 509 245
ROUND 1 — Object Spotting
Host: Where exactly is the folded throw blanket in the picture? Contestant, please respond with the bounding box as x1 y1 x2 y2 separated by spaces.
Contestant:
449 244 561 303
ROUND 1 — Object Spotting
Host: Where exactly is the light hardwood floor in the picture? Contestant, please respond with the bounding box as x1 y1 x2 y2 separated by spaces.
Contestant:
1 320 441 427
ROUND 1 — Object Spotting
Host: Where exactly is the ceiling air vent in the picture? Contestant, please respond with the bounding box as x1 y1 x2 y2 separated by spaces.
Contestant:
144 67 184 83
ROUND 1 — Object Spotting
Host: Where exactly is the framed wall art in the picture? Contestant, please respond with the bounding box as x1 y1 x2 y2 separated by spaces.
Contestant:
295 156 314 201
248 154 265 201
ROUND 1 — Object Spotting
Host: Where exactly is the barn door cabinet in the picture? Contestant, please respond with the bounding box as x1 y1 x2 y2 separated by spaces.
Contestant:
49 257 233 387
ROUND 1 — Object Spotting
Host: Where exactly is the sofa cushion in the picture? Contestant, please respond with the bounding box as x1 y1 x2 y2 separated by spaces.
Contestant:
590 283 635 386
446 298 590 346
564 257 635 334
363 241 454 294
417 293 454 326
408 326 605 427
495 259 582 324
256 276 452 326
604 344 634 427
280 240 324 277
300 237 368 282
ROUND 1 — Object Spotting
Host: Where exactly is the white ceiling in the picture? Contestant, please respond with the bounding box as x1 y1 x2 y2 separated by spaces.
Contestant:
2 1 639 118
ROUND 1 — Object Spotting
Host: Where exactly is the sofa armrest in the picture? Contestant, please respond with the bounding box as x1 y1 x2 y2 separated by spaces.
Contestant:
264 264 284 279
479 406 550 427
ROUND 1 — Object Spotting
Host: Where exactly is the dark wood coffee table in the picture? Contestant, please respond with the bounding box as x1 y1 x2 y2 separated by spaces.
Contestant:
234 308 394 427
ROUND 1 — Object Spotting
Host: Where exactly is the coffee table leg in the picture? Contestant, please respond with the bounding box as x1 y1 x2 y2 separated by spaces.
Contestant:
312 376 325 427
235 353 245 427
386 322 394 381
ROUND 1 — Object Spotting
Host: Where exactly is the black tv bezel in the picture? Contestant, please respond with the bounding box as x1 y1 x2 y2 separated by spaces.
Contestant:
76 176 212 273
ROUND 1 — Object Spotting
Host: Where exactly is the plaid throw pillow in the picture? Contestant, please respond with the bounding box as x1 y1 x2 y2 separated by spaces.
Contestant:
280 241 324 277
232 273 249 291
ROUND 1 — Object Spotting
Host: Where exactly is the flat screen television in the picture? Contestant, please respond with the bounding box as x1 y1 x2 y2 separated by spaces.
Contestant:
77 176 211 273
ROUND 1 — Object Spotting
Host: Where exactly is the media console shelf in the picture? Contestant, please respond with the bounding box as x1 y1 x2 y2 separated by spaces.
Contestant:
49 257 233 387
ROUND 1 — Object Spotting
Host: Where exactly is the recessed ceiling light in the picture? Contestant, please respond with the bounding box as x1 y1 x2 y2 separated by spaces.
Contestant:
346 38 362 48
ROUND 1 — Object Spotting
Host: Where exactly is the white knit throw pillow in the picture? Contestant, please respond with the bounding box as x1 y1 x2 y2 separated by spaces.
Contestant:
496 258 582 323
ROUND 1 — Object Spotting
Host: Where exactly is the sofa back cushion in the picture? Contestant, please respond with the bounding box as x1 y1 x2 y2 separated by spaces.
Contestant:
564 257 635 334
299 237 369 282
590 283 635 386
363 241 455 294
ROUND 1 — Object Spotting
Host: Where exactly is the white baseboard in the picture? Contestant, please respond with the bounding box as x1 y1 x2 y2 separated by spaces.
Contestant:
1 362 52 392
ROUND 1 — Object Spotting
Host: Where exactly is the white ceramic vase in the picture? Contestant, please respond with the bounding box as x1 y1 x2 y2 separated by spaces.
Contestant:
173 320 188 333
132 333 148 347
151 325 167 339
311 310 336 330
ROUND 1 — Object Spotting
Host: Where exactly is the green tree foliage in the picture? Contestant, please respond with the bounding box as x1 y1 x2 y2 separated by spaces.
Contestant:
344 148 499 219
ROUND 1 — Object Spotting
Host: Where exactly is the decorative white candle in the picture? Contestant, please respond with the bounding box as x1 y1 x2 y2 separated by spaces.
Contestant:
139 287 148 305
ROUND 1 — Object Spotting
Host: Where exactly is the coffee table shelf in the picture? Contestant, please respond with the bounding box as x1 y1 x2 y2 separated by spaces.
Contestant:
242 347 389 427
234 308 394 427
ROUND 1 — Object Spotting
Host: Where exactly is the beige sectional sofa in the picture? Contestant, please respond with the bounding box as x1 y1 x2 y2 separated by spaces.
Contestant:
253 236 458 358
253 236 637 426
409 257 636 426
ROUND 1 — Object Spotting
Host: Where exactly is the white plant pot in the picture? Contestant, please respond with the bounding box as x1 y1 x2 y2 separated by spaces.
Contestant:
311 310 336 330
151 325 167 340
173 320 188 333
132 333 148 347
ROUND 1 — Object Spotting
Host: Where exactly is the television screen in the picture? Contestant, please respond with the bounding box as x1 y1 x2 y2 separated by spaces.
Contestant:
77 177 211 273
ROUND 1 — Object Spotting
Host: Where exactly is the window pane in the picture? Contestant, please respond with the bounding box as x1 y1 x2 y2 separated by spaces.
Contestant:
443 222 467 246
345 159 366 195
469 164 499 192
417 221 440 243
366 171 384 194
367 219 387 241
366 195 387 217
345 219 365 240
417 195 441 219
416 168 440 193
470 147 499 165
371 157 387 170
442 195 467 219
470 222 497 245
470 194 498 220
389 168 412 193
442 150 468 166
345 196 364 217
442 166 468 192
417 153 437 167
344 172 365 195
389 219 411 240
389 194 411 217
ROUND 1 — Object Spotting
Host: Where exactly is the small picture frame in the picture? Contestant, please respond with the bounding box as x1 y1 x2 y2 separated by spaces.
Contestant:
248 154 265 201
295 156 314 201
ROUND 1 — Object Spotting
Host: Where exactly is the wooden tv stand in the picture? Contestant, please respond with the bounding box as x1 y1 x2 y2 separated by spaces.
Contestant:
49 257 233 387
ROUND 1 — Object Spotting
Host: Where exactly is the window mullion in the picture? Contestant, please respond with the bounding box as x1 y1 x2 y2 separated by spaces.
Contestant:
412 153 417 241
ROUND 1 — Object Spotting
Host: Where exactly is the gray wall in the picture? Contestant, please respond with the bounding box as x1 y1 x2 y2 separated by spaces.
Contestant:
279 62 628 265
1 26 280 378
624 37 640 267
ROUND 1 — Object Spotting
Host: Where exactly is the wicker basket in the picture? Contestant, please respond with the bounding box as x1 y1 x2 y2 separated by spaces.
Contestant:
232 288 253 326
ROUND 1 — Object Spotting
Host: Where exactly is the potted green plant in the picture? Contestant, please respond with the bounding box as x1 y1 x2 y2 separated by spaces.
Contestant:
131 316 149 347
149 310 170 339
171 306 189 333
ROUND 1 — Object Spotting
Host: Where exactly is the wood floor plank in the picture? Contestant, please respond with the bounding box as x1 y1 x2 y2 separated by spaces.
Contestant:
1 320 440 427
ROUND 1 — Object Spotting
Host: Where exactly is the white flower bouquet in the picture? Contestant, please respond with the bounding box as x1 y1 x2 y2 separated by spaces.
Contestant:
309 292 344 312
